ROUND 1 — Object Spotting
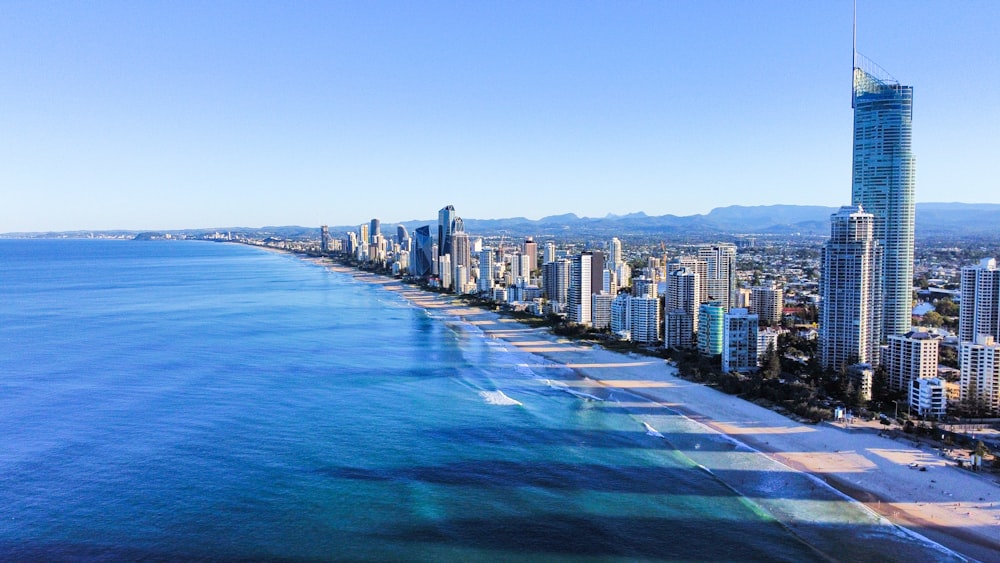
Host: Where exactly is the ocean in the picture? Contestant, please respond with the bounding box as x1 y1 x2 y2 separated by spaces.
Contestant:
0 239 957 561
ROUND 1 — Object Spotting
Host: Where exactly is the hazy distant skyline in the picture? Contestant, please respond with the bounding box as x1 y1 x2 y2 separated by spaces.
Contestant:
3 1 999 232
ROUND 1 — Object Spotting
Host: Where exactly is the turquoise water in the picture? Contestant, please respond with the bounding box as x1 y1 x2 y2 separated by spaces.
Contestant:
0 240 956 561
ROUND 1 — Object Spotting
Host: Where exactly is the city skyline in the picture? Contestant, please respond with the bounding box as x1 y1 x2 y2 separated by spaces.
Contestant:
3 1 999 232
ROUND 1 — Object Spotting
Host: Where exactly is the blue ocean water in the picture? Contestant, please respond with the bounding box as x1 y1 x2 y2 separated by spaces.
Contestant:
0 240 955 561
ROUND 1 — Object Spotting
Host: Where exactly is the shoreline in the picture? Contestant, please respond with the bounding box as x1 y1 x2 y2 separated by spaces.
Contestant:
309 258 998 561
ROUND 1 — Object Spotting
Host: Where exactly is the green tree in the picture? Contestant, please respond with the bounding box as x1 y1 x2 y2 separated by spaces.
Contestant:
922 311 944 327
935 298 959 317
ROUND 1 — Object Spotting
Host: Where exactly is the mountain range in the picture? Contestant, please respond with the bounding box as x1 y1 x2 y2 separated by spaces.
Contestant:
4 203 998 241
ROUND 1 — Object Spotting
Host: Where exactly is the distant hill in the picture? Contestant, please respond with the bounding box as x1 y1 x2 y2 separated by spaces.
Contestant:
5 203 998 240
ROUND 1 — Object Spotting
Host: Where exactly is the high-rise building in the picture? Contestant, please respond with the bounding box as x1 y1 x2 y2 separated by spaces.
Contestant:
451 222 471 293
412 226 434 278
543 241 557 265
437 205 456 257
722 308 759 373
478 249 495 294
629 296 660 344
369 218 381 244
633 276 657 299
320 225 330 253
542 258 571 306
589 250 606 298
568 253 593 325
959 258 1000 344
698 244 737 311
592 292 614 330
668 256 708 305
885 330 941 395
611 293 630 337
522 237 538 275
665 311 694 349
396 225 409 246
819 206 883 370
608 237 623 270
751 282 784 325
852 52 916 338
359 223 370 255
665 267 700 349
959 335 1000 416
697 301 725 356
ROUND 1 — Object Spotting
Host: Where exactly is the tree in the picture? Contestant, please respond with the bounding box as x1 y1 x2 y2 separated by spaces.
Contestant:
935 298 959 317
922 311 944 327
762 343 781 380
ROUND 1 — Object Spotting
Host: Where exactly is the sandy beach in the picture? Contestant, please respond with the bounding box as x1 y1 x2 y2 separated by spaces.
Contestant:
324 264 999 561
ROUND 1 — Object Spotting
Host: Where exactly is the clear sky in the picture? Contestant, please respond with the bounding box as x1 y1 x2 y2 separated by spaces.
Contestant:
2 1 998 232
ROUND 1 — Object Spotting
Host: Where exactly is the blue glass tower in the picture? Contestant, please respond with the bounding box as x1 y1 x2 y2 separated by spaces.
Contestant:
852 52 915 339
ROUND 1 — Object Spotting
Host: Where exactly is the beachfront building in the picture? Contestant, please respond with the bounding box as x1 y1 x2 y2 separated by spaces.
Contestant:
722 308 759 373
847 363 875 403
568 252 594 326
629 296 660 345
611 293 630 339
437 205 455 257
751 282 784 325
910 377 947 419
852 52 915 339
450 220 471 293
697 301 725 356
959 335 1000 416
818 206 883 371
412 226 434 278
477 249 495 294
592 292 614 331
885 330 941 395
959 258 1000 344
542 258 571 307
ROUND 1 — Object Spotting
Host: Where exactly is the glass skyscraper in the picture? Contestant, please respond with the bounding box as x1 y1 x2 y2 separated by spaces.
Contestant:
852 53 915 338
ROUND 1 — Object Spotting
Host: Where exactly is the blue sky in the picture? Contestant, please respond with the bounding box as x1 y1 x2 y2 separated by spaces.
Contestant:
2 1 998 232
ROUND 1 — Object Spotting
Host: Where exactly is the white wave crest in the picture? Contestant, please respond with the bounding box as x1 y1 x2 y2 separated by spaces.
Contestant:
479 390 523 406
642 421 664 438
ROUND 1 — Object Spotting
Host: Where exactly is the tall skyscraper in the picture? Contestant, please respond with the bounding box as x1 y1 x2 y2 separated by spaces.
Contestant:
852 51 916 337
320 225 330 253
450 218 471 293
522 237 538 275
478 248 495 294
819 206 883 370
629 297 660 344
543 258 571 306
543 241 557 265
608 237 623 270
396 225 409 246
369 218 381 244
437 205 456 257
568 252 593 325
412 226 434 278
959 258 1000 344
697 244 736 310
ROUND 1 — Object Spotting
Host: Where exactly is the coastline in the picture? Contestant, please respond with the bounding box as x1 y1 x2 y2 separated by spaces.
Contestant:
312 260 1000 562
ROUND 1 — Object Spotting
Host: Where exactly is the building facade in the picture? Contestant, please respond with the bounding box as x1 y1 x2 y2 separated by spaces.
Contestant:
959 258 1000 344
852 53 915 338
697 301 725 356
959 335 1000 416
885 330 941 395
722 308 759 373
751 282 783 325
819 206 883 370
